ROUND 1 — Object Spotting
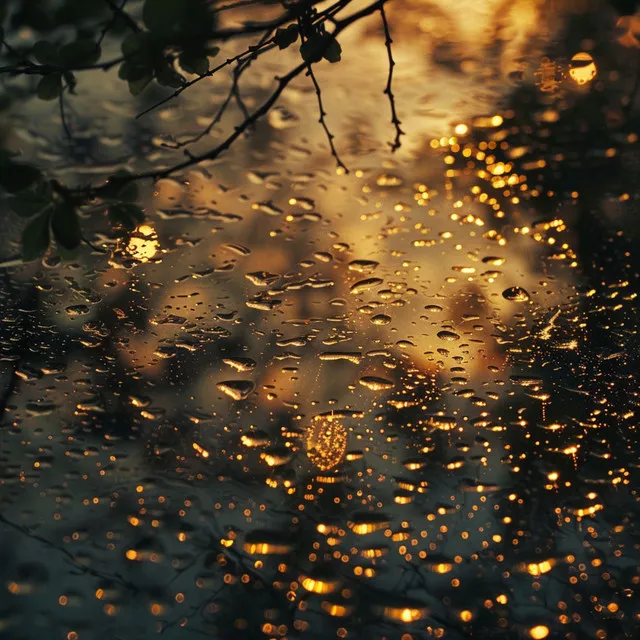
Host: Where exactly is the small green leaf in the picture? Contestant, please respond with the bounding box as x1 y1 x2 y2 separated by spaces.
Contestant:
108 203 145 231
59 39 101 67
51 203 81 250
33 41 59 65
274 25 298 50
128 74 153 96
0 162 42 193
179 52 208 76
22 212 51 261
36 73 62 101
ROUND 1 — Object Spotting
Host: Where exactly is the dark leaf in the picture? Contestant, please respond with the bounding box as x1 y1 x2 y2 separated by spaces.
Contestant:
33 41 59 65
142 0 215 41
125 62 154 83
275 25 298 50
0 92 12 112
57 244 80 260
323 38 342 63
118 62 131 80
109 203 145 232
22 212 51 261
154 60 184 88
128 74 153 96
8 180 52 217
300 35 323 64
121 31 155 64
102 171 138 202
179 52 208 76
59 39 101 67
51 203 81 250
0 162 42 193
36 73 62 100
300 34 342 64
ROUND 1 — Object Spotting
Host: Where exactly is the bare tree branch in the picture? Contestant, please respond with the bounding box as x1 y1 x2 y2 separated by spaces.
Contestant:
0 57 125 76
306 62 348 173
59 89 74 143
0 513 140 592
135 43 274 120
379 3 404 152
58 0 393 201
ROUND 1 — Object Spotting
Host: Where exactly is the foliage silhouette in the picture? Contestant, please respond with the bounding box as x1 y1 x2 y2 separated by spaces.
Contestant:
1 0 405 263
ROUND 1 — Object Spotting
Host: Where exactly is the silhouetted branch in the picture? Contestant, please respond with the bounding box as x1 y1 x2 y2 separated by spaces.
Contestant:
135 43 274 120
0 513 140 592
306 62 348 173
34 1 391 207
162 28 274 149
102 0 142 35
379 3 404 151
0 57 125 76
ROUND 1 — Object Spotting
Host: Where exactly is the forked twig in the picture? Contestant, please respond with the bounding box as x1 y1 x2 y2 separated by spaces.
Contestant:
379 3 404 151
306 62 348 173
135 43 275 120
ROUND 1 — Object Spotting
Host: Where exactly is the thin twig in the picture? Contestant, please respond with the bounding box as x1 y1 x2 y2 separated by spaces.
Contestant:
65 0 391 199
306 62 348 173
162 67 243 149
130 61 309 181
0 513 139 592
231 60 251 121
379 3 404 152
135 44 274 120
0 57 125 75
102 0 142 34
166 26 274 147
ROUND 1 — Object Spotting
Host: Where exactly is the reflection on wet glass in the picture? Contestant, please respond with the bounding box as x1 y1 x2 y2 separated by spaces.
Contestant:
1 1 640 640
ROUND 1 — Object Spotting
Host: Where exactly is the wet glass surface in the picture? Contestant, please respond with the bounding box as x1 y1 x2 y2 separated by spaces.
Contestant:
1 1 640 639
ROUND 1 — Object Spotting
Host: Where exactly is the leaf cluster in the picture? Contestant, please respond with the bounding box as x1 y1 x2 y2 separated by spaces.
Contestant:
1 151 144 261
119 0 219 95
32 38 101 99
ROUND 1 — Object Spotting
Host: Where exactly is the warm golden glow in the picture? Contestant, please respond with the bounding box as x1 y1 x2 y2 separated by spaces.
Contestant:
301 576 341 594
569 52 597 85
381 607 426 623
306 415 348 470
126 224 159 262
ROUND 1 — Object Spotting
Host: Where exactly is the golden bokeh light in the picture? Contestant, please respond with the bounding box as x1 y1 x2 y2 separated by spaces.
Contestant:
306 415 348 470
